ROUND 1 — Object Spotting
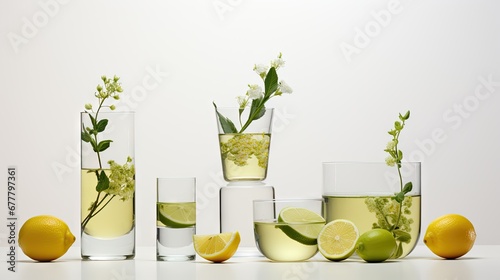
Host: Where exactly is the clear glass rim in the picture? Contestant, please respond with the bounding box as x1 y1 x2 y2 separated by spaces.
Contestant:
322 161 421 165
253 198 322 204
81 111 135 114
214 107 274 111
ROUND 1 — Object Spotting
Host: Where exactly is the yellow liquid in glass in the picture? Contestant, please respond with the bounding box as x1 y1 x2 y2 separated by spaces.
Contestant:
323 195 421 258
254 221 320 261
219 133 270 181
81 169 134 238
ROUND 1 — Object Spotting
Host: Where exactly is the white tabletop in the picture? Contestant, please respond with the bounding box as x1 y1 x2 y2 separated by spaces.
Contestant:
2 245 499 280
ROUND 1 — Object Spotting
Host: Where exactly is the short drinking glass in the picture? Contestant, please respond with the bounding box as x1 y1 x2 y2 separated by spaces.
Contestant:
253 199 325 262
322 162 421 258
156 177 196 261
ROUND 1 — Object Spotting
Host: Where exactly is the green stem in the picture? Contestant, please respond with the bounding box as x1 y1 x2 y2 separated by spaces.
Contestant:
81 193 116 232
89 195 115 219
238 96 272 133
392 122 405 233
81 97 109 231
393 167 404 232
81 191 102 231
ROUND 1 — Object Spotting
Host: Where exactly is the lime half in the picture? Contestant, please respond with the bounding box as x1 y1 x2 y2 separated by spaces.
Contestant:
318 219 359 261
277 207 326 245
157 202 196 228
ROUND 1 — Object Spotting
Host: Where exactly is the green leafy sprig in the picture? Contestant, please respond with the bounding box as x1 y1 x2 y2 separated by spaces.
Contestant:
385 110 413 204
81 75 134 232
366 110 413 259
214 53 292 134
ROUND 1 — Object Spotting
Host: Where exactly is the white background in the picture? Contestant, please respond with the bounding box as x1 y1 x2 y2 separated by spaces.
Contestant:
1 0 499 248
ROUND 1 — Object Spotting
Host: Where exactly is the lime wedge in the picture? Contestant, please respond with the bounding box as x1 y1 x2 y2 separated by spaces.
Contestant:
277 207 326 245
318 219 359 261
157 202 196 228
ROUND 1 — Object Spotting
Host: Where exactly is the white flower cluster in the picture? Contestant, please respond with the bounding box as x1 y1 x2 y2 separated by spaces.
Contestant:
106 157 135 201
237 53 293 108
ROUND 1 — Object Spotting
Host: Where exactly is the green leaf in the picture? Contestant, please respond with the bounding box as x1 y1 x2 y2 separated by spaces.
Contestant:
393 182 412 204
397 150 403 160
96 170 110 192
393 191 405 204
392 242 403 259
96 119 108 132
81 131 92 143
402 182 413 194
96 140 113 152
89 138 98 152
401 110 410 121
213 102 237 134
88 113 97 127
264 67 278 98
249 98 266 122
393 230 412 243
394 121 402 130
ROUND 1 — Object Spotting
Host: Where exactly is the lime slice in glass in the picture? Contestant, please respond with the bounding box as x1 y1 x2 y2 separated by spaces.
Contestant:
318 219 359 261
157 202 196 228
277 207 326 245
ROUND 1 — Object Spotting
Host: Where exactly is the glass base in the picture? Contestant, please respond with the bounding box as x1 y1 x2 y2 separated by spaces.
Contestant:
220 181 275 251
231 246 262 257
156 226 195 261
157 255 195 261
81 228 135 260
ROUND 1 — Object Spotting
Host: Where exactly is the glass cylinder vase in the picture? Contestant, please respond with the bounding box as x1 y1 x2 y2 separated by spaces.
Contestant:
80 112 135 260
322 162 421 259
215 107 275 255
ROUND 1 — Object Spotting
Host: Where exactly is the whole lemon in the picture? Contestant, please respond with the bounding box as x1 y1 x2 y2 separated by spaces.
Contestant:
424 214 476 259
18 215 76 262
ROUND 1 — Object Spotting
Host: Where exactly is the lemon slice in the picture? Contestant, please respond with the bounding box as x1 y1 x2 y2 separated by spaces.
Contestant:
157 202 196 228
193 231 240 262
318 219 359 261
277 207 326 245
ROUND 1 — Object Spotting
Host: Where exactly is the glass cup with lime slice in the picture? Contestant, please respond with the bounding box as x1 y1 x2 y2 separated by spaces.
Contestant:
156 177 196 261
253 199 325 261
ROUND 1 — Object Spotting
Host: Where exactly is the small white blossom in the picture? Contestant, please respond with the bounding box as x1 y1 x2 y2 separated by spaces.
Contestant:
385 156 396 167
278 80 293 94
106 157 135 201
84 103 93 110
237 96 248 108
271 57 285 69
247 84 263 99
253 64 269 78
386 140 396 150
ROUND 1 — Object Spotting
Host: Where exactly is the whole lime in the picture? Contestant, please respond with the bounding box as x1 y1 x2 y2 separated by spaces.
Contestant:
356 229 397 262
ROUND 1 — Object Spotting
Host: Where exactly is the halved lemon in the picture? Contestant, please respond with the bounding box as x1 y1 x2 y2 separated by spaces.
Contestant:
157 202 196 228
193 231 240 262
318 219 359 261
277 207 326 245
